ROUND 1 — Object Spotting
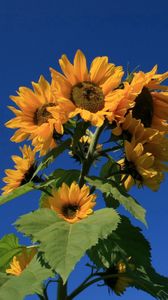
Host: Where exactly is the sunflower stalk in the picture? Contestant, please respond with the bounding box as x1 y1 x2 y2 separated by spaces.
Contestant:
79 125 105 187
57 277 67 300
37 287 49 300
95 145 122 157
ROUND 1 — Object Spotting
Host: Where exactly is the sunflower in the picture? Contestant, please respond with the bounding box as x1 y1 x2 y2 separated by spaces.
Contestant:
2 145 36 195
129 66 168 131
6 248 37 276
42 182 96 223
112 111 156 142
143 131 168 162
5 76 70 156
107 73 147 125
113 112 168 163
118 141 165 191
103 261 132 295
50 50 135 127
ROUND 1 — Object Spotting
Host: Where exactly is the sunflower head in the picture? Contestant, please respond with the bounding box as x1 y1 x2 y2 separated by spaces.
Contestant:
103 261 132 295
6 248 37 276
130 66 168 131
112 112 144 141
2 145 37 195
112 111 158 145
33 103 56 126
5 76 70 155
132 87 154 128
42 182 96 224
119 141 164 191
143 130 168 162
50 49 127 127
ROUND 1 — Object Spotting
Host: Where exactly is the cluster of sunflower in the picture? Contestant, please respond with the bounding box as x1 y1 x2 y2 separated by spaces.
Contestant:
1 50 168 299
3 50 168 195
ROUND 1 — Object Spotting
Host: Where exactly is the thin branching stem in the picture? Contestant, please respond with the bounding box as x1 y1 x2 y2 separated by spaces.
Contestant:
67 273 121 299
79 125 105 187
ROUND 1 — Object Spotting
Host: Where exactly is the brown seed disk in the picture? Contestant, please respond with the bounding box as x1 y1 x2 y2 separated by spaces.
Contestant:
71 81 104 113
34 103 56 125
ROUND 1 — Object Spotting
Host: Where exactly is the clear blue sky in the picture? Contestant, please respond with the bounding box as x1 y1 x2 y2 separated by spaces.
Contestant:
0 1 168 299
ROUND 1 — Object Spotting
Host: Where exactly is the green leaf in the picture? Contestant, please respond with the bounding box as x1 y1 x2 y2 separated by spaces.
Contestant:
0 182 34 206
16 208 120 283
88 216 151 269
32 139 72 178
103 193 120 209
114 217 151 267
131 265 168 300
51 169 80 187
86 176 147 226
0 257 53 300
0 273 8 287
0 234 23 272
88 216 168 299
100 156 121 183
35 178 57 189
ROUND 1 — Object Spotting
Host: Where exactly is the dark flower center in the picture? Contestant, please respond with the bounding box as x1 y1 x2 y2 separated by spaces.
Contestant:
62 204 79 219
20 164 37 185
71 81 104 113
122 130 132 142
124 160 142 182
34 103 55 125
132 87 154 128
103 265 119 290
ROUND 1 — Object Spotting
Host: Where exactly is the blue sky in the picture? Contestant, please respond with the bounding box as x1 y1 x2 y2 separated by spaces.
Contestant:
0 0 168 299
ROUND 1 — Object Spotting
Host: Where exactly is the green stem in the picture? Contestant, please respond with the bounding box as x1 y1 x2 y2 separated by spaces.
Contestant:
96 145 122 156
67 273 122 300
87 125 105 158
79 125 105 187
26 244 39 249
57 276 67 300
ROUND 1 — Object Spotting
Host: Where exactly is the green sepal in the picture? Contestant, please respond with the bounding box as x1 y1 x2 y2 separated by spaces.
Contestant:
86 176 147 226
15 207 120 283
